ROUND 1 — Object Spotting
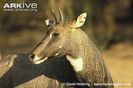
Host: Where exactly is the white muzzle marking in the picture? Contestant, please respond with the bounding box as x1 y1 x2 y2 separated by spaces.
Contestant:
33 55 41 61
32 55 48 64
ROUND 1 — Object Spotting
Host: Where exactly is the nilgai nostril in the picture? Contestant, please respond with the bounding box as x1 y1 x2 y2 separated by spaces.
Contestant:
29 54 35 61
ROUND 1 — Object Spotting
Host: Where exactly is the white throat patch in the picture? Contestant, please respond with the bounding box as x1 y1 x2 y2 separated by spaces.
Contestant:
66 55 83 72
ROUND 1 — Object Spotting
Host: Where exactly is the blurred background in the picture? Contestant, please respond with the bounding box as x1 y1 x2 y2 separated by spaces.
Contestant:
0 0 133 88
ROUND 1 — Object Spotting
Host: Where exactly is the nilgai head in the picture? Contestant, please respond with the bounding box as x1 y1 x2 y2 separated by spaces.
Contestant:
29 8 87 64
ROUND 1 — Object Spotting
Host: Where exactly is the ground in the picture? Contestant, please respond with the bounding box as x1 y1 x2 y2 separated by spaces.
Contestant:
103 43 133 88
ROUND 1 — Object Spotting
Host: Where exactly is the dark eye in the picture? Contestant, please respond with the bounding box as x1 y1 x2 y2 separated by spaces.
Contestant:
52 33 60 37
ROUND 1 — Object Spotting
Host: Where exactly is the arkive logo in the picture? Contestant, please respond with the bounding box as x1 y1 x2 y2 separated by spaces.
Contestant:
3 1 38 12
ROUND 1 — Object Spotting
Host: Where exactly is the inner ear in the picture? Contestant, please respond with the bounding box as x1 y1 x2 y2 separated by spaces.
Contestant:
71 13 87 28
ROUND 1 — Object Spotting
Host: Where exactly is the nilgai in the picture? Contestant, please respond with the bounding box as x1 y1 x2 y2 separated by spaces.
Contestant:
29 9 114 88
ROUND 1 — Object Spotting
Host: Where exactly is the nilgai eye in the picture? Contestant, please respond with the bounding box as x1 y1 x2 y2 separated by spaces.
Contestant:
52 33 60 37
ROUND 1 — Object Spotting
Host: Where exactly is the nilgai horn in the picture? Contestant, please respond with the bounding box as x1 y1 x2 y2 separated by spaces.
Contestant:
29 8 114 88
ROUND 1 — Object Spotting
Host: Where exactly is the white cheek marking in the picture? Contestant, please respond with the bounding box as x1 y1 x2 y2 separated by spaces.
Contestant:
55 52 59 56
66 55 83 72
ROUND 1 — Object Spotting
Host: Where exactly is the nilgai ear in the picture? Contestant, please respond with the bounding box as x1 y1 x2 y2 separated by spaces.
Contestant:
45 19 54 26
72 13 87 28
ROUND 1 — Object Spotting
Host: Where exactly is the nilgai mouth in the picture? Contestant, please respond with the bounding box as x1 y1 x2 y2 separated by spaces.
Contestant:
29 52 60 64
29 56 48 64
